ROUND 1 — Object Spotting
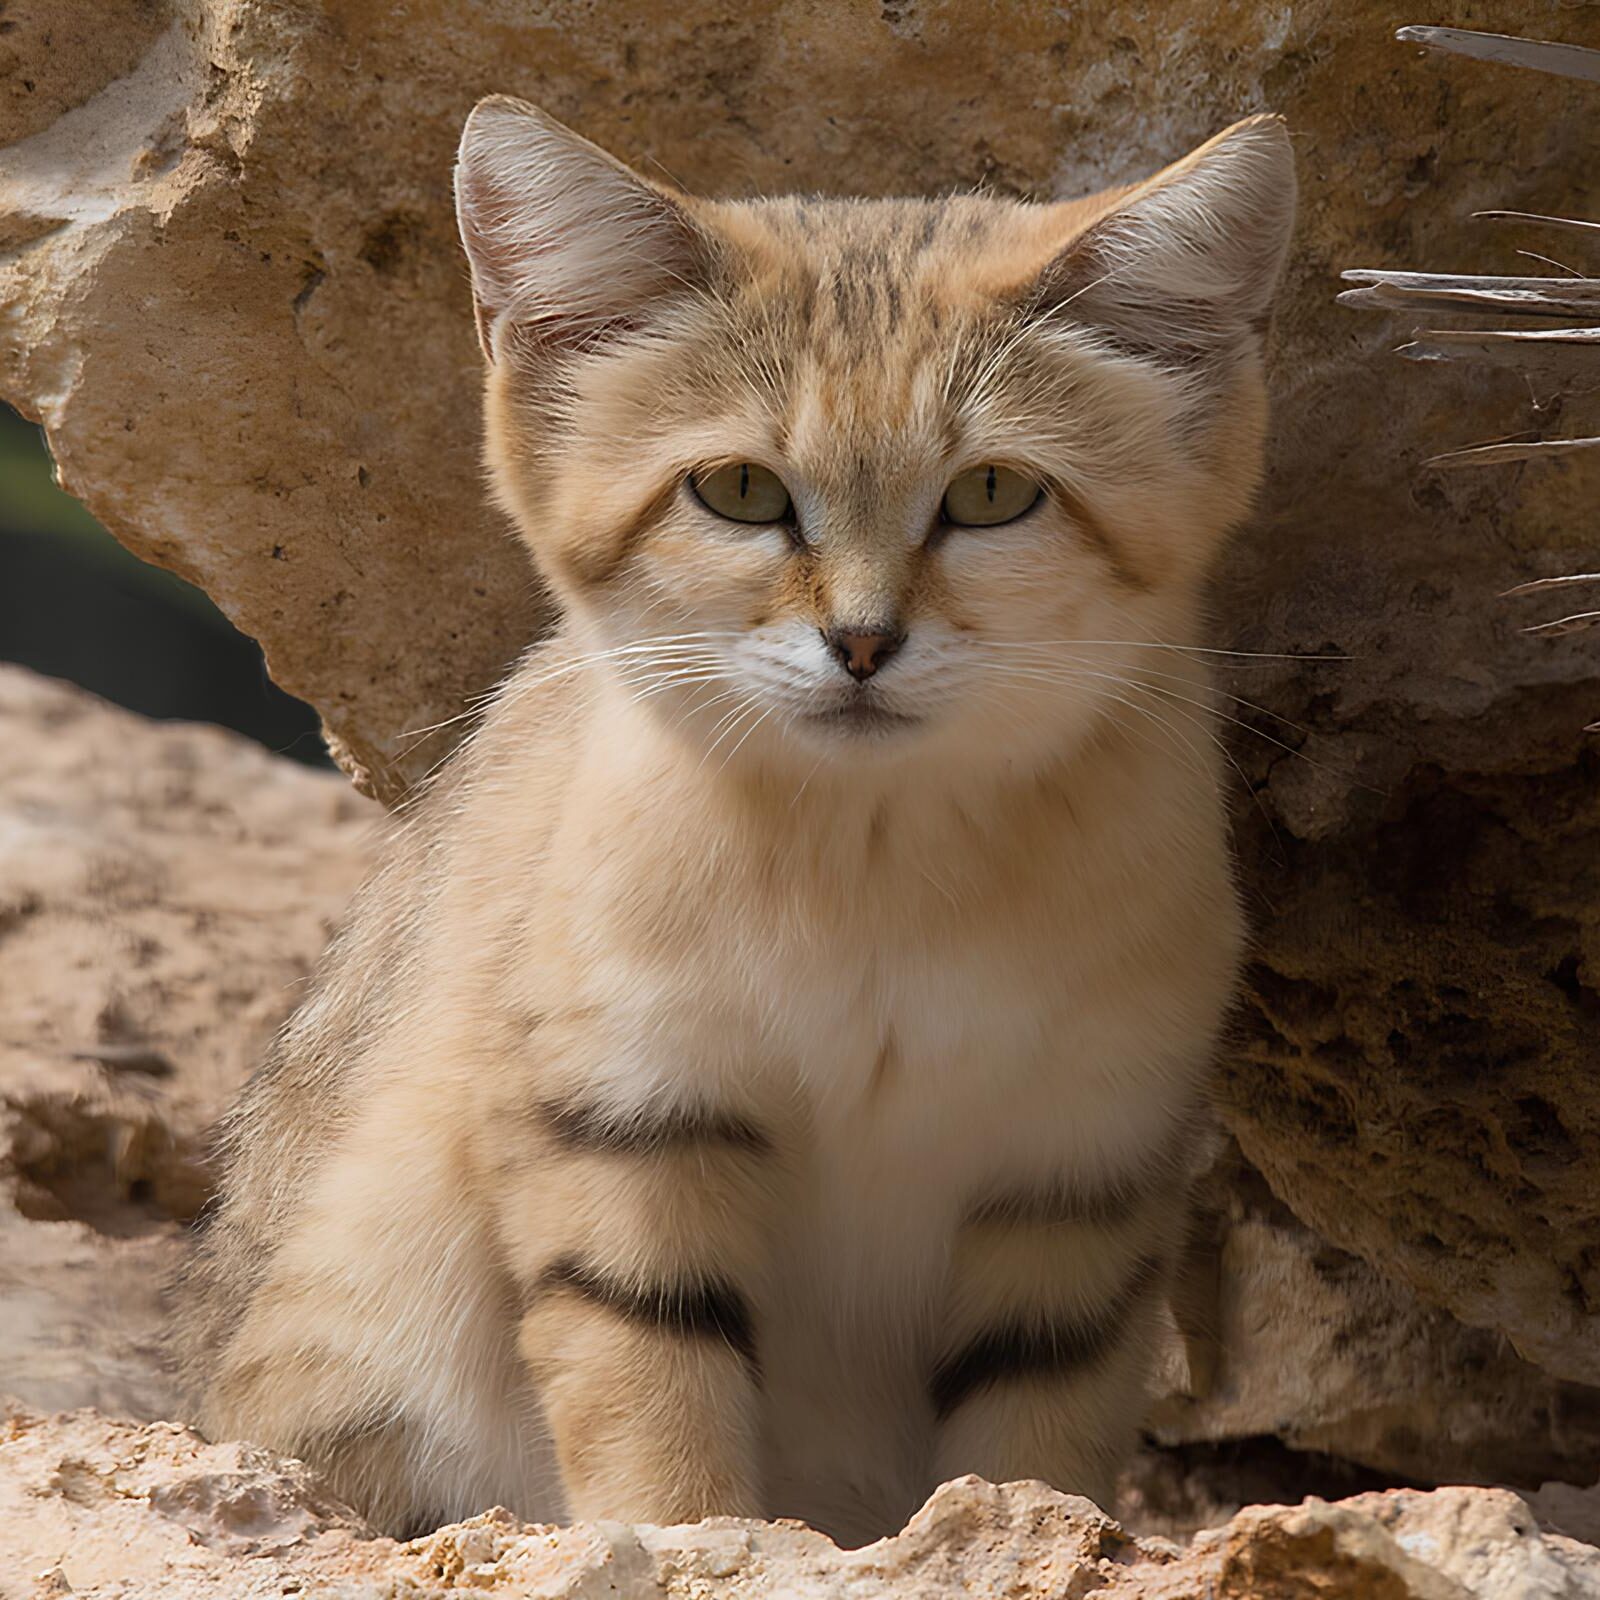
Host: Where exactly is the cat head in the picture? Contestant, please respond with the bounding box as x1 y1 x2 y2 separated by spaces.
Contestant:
456 99 1295 774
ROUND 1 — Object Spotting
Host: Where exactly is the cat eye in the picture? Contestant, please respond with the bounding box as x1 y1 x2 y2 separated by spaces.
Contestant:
942 465 1041 527
690 462 793 524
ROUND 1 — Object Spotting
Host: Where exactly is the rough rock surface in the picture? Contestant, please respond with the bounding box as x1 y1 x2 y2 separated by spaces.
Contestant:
1152 1146 1600 1492
1 0 1597 1408
0 665 376 1419
4 1404 1598 1600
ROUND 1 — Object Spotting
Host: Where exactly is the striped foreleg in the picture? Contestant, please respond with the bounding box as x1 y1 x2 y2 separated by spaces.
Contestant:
929 1166 1183 1508
500 1090 780 1523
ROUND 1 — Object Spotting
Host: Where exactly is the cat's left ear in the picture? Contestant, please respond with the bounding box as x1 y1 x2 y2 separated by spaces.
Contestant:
454 96 712 362
1033 115 1296 368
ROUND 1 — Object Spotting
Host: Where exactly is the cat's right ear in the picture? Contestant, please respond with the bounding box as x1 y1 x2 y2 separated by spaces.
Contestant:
454 97 711 363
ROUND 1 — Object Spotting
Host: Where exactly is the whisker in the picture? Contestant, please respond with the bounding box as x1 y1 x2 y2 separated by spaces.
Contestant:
700 693 766 770
666 684 747 737
718 702 778 771
978 658 1341 777
789 751 829 809
699 689 761 753
973 663 1218 785
395 631 744 759
969 643 1311 735
979 638 1350 665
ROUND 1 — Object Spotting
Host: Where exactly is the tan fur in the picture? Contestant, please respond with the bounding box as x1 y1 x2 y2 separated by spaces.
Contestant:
180 98 1296 1544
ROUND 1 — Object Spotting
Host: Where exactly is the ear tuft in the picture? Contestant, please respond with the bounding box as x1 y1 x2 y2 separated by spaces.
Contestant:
1040 115 1297 366
454 96 709 362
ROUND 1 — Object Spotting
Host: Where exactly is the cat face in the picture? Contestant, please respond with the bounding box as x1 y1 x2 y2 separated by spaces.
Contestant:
457 102 1295 771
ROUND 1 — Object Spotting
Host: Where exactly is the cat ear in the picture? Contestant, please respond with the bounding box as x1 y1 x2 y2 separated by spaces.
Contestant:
454 96 710 362
1035 115 1296 368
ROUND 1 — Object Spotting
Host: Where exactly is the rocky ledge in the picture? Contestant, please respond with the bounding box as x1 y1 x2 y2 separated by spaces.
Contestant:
3 1403 1598 1600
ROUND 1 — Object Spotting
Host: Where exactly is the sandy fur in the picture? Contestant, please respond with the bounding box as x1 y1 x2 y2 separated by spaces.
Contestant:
181 100 1295 1544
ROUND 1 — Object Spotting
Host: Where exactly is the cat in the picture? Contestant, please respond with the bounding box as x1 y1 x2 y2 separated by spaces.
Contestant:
179 96 1295 1545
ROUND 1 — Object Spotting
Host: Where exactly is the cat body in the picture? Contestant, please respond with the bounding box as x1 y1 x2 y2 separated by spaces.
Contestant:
182 100 1294 1543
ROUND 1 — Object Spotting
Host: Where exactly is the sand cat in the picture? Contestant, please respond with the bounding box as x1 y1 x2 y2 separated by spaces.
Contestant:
181 98 1295 1544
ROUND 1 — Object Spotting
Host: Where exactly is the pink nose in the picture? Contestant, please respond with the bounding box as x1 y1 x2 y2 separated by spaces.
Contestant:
826 627 904 682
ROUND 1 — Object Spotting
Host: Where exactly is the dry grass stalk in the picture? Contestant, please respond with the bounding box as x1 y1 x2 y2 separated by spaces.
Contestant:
1343 25 1598 657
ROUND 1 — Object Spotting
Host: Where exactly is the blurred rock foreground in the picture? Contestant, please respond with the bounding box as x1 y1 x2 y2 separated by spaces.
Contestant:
0 668 375 1428
6 1407 1600 1600
1 0 1599 1589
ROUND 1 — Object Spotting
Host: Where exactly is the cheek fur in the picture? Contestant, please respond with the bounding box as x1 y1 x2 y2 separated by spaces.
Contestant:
619 516 795 626
931 515 1108 644
727 622 840 701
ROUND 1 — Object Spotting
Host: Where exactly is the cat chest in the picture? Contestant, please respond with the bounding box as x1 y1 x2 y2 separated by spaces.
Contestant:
757 930 1189 1188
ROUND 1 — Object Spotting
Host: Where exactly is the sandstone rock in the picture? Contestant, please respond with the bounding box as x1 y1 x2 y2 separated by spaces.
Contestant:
0 1404 369 1596
0 665 376 1420
3 1404 1598 1599
1 0 1596 1397
1148 1148 1600 1492
1528 1478 1600 1550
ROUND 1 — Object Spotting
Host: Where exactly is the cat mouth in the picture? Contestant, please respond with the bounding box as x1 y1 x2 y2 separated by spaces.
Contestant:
802 695 920 736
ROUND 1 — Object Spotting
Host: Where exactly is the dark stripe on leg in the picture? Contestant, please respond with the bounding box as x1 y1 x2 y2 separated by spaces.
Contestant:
538 1255 758 1368
930 1255 1163 1420
965 1137 1188 1230
539 1100 772 1157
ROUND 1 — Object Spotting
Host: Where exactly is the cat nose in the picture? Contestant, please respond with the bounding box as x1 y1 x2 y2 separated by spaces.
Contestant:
825 626 905 682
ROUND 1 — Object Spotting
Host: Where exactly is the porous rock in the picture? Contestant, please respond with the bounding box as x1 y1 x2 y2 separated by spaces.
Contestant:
4 1403 1599 1599
0 665 376 1421
1149 1148 1600 1493
1 0 1597 1398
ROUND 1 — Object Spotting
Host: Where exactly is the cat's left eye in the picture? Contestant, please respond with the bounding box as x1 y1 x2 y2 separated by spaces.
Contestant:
942 465 1041 527
690 462 793 524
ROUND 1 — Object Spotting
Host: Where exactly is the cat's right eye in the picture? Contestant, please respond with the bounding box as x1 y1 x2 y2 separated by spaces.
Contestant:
690 462 793 525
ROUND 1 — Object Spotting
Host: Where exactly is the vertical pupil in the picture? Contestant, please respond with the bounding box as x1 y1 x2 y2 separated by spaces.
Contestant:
739 463 750 499
985 466 997 503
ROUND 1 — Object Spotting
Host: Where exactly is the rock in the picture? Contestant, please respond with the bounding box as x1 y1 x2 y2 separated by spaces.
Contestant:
0 1404 369 1595
1527 1479 1600 1551
0 1 550 805
1 0 1597 1412
1195 1488 1600 1600
0 1206 179 1426
1147 1147 1600 1493
0 665 376 1421
3 1404 1598 1599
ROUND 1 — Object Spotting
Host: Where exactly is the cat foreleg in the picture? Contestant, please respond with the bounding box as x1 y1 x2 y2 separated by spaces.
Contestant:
927 1177 1178 1509
501 1088 777 1523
